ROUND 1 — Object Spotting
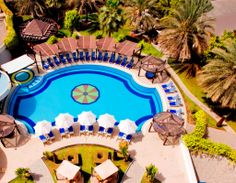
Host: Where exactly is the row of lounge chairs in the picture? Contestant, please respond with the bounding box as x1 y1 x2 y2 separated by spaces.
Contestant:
41 51 135 70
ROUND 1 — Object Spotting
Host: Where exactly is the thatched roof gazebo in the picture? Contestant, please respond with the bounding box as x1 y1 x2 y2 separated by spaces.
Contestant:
19 18 58 43
149 112 185 145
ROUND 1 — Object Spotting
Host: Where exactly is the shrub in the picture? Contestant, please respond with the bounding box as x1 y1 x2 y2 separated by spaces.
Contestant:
64 9 79 31
72 31 79 39
145 164 158 182
58 28 72 37
43 151 54 160
15 168 31 180
46 35 58 44
119 140 129 160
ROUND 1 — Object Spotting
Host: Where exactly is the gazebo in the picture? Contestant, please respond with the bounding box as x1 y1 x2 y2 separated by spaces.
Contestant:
138 55 168 83
0 114 20 148
149 112 185 145
19 18 58 43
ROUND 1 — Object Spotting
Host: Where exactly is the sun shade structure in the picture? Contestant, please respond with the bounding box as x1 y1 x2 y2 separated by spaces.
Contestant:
118 119 137 135
96 37 116 52
1 54 35 74
77 36 97 50
56 160 81 181
33 43 59 57
0 71 11 101
33 120 52 135
55 113 74 129
150 112 185 145
20 18 58 42
93 159 118 181
77 111 96 126
57 37 78 52
141 55 166 73
115 40 140 56
0 114 20 148
97 113 116 129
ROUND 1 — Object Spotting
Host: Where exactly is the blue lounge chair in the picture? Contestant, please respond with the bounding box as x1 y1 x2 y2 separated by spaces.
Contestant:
98 126 105 135
170 108 184 114
39 135 47 143
85 51 90 61
48 131 55 140
68 126 74 135
79 52 85 61
126 58 134 69
88 125 94 134
121 56 128 66
53 56 61 66
97 51 103 61
79 125 86 134
115 55 122 64
59 128 67 137
167 94 180 101
66 53 73 63
117 132 125 139
106 127 113 136
169 100 182 107
164 87 176 93
42 60 49 70
162 81 174 89
59 54 67 64
109 53 115 63
72 51 79 62
125 134 132 143
103 52 109 62
47 57 55 68
91 51 96 61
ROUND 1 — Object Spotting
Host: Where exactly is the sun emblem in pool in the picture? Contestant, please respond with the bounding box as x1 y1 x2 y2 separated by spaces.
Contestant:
72 84 100 104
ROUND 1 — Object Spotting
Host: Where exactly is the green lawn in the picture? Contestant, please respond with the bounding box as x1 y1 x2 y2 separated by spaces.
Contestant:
138 40 163 58
43 144 130 183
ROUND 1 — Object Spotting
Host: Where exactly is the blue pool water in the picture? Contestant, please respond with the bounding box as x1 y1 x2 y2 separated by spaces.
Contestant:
8 65 163 133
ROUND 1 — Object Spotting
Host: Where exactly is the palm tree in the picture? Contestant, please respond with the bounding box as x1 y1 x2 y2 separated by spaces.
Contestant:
158 0 214 62
199 39 236 109
98 2 125 37
14 0 47 18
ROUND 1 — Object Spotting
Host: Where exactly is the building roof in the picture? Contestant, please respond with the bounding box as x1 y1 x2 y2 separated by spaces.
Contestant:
57 37 78 52
115 40 139 56
22 19 50 36
96 37 116 52
56 160 80 180
94 159 118 180
77 36 97 50
0 71 11 101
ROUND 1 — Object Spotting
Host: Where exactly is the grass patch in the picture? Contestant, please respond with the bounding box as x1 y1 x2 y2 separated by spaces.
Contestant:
9 177 34 183
43 144 130 183
138 40 163 58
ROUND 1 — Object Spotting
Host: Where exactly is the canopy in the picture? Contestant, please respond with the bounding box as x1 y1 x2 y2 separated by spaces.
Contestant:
57 37 78 52
118 119 137 135
33 43 59 57
77 111 96 126
55 113 74 129
94 159 118 180
1 54 35 74
115 40 139 56
0 114 15 138
0 71 11 101
96 37 116 52
33 120 52 135
56 160 80 180
97 114 116 129
141 55 166 73
77 36 97 50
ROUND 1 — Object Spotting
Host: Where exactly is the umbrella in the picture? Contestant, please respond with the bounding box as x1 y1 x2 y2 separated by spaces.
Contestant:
118 119 137 135
77 111 96 126
97 113 116 129
55 113 74 129
34 120 52 135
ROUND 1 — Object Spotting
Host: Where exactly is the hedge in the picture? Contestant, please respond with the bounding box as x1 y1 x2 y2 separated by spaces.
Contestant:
182 110 236 163
0 0 19 49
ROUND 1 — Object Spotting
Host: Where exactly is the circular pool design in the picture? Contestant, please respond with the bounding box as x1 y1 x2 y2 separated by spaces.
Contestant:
8 65 163 133
72 84 99 104
11 69 34 84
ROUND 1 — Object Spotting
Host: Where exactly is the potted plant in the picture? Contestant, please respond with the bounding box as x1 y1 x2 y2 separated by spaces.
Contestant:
145 164 158 182
15 167 32 181
119 140 129 161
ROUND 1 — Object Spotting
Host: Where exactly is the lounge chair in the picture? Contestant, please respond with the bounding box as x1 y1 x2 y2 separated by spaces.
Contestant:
109 53 115 63
39 134 48 144
42 60 49 70
85 51 90 61
59 128 67 137
97 51 103 61
47 57 55 68
103 52 109 62
53 56 61 66
115 55 122 64
68 126 74 135
126 58 134 69
66 53 73 63
162 81 174 89
59 54 67 64
125 134 132 143
98 126 105 135
79 125 86 135
167 94 180 101
48 131 55 140
117 132 125 139
169 100 182 107
88 125 94 134
164 87 176 93
121 56 128 66
79 52 85 61
72 51 79 62
169 108 184 114
106 127 113 137
91 51 96 61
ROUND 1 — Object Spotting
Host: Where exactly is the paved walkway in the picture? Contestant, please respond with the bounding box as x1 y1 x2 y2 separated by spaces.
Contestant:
0 13 6 46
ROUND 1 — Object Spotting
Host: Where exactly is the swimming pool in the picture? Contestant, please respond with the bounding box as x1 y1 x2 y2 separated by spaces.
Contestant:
8 65 163 133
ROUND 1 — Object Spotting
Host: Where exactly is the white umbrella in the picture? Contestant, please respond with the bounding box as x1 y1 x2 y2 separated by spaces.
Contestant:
55 113 74 129
34 120 52 135
77 111 96 126
97 113 116 129
118 119 137 135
